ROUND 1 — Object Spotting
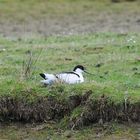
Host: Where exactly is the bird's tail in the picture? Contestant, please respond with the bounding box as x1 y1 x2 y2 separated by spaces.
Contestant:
40 73 46 79
40 73 57 85
39 73 56 80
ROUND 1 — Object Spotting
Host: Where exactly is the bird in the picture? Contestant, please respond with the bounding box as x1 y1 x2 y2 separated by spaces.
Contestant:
40 65 92 85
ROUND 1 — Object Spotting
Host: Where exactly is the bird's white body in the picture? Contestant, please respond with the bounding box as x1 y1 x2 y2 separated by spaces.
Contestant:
40 65 85 85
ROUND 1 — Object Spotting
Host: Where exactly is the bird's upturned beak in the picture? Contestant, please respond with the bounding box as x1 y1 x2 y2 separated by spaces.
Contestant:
84 70 95 75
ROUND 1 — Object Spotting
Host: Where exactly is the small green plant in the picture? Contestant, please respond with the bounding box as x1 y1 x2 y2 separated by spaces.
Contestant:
20 48 43 80
20 50 33 80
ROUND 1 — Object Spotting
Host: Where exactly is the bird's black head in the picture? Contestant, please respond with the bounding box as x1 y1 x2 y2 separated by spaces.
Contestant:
73 65 85 72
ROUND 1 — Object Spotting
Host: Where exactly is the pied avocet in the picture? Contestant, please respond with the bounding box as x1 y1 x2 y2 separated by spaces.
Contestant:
40 65 92 85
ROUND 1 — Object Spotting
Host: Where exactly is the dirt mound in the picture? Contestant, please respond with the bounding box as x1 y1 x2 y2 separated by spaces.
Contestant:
69 94 140 129
0 91 139 129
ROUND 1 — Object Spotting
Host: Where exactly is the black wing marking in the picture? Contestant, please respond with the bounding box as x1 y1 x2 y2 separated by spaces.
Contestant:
40 73 46 79
58 71 80 77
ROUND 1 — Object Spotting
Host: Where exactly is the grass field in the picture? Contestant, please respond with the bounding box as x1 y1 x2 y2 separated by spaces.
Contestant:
0 33 140 140
0 0 140 139
0 33 140 101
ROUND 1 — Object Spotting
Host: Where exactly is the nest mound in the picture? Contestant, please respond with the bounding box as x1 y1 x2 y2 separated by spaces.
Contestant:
0 91 139 129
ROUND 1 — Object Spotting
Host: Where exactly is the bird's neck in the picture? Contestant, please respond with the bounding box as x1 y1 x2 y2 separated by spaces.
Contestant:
74 69 84 82
74 68 83 74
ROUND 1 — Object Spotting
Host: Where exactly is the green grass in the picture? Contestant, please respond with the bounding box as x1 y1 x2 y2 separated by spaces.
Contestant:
0 33 140 103
0 122 138 140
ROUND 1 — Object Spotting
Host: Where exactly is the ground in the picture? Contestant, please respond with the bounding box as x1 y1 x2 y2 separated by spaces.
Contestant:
0 0 140 38
0 122 140 140
0 0 140 139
